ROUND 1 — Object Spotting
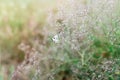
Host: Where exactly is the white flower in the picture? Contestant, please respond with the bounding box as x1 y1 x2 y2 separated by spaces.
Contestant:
52 34 59 43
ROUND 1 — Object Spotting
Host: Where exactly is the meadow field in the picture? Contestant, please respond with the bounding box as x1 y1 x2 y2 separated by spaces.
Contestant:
0 0 120 80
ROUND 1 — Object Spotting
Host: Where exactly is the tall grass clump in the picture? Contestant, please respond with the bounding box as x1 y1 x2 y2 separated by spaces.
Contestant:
12 0 120 80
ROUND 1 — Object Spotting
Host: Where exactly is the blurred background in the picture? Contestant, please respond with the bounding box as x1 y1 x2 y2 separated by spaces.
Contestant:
0 0 57 80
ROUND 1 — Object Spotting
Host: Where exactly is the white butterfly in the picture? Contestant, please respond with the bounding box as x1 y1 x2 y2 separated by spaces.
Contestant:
52 34 59 43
